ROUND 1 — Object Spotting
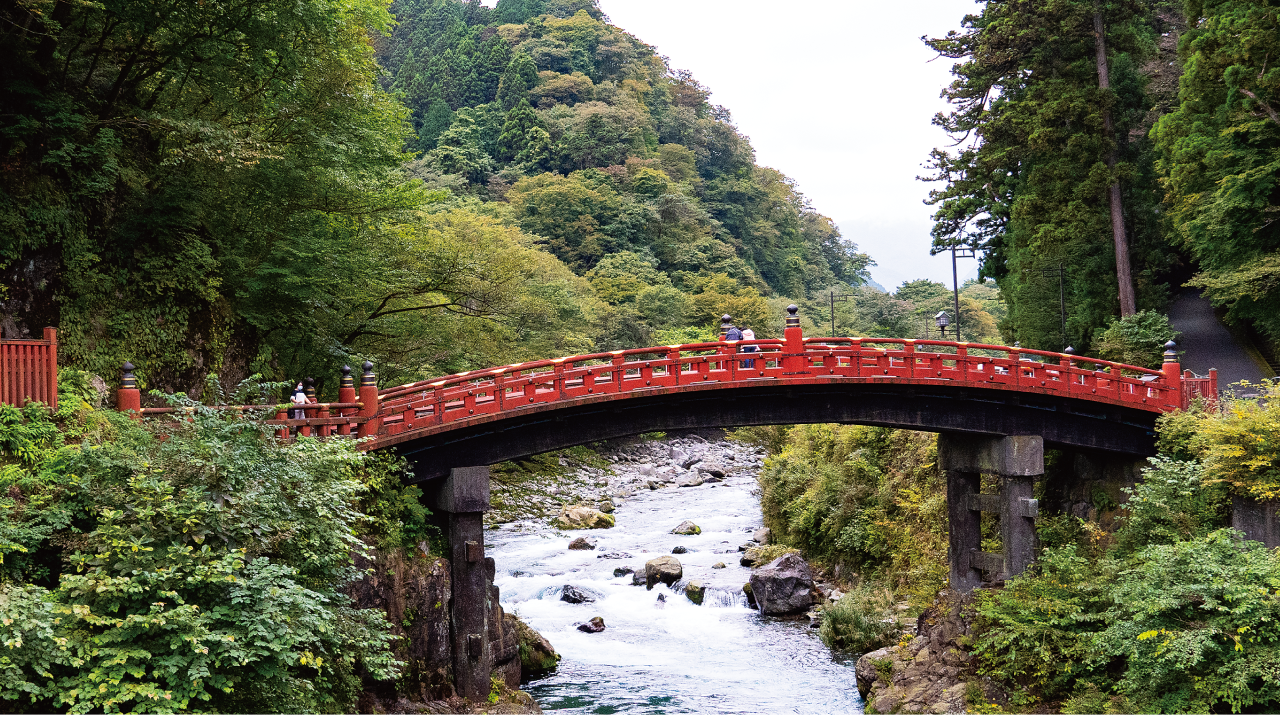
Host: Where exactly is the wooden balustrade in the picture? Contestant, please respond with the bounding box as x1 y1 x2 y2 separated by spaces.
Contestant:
0 327 58 410
112 313 1204 448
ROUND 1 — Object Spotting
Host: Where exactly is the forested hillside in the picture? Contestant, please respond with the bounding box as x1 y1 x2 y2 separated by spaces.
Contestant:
377 0 874 347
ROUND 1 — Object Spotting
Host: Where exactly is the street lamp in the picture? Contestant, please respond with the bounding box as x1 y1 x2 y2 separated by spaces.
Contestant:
935 311 951 338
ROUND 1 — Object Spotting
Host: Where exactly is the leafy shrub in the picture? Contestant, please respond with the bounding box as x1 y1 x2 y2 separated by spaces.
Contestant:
1092 530 1280 713
972 545 1106 701
819 585 899 653
1113 457 1228 555
0 401 407 713
1093 310 1180 369
1188 381 1280 500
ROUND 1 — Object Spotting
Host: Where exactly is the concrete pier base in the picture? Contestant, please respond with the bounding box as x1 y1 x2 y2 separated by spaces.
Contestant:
939 434 1043 592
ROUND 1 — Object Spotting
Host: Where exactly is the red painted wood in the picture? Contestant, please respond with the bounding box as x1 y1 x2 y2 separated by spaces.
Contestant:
366 337 1191 453
0 331 57 409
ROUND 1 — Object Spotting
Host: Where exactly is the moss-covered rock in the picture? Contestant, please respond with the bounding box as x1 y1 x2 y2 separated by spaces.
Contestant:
685 580 705 605
671 520 701 535
510 613 560 678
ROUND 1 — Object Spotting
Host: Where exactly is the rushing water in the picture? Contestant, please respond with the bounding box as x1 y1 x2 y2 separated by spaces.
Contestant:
486 440 865 714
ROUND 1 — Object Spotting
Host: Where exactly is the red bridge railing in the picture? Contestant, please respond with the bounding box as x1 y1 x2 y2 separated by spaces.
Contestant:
113 308 1207 446
363 312 1191 446
1 327 57 410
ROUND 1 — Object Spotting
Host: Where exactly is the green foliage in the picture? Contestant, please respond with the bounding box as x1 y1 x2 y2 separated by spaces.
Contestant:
1155 0 1280 351
972 418 1279 712
1093 310 1180 368
819 585 900 654
1172 380 1280 500
1113 457 1228 554
756 425 948 609
924 0 1176 352
0 401 414 713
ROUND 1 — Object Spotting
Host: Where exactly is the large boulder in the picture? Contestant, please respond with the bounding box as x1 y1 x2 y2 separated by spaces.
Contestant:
553 504 615 530
749 552 815 616
677 474 705 488
644 556 683 589
577 616 606 633
567 536 596 550
671 520 701 535
697 459 726 477
510 613 560 678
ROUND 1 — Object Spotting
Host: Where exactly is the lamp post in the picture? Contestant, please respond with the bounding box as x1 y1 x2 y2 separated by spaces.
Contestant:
1039 263 1068 351
829 290 852 337
950 243 977 342
935 310 951 339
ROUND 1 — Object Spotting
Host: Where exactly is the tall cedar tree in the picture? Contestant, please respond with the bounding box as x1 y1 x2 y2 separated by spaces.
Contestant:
924 0 1172 351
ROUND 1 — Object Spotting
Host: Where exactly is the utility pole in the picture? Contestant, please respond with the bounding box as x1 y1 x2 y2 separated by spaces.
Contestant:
829 290 851 337
1039 263 1068 350
951 244 976 343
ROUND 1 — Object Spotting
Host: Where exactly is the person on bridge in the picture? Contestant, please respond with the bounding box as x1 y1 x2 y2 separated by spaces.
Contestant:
290 382 308 421
740 326 758 368
725 324 744 342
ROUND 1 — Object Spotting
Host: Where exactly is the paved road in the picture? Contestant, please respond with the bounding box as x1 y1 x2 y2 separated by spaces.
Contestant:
1167 288 1272 388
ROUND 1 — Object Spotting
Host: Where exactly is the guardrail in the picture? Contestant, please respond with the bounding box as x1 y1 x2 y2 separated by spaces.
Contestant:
113 306 1208 448
1 327 57 410
368 315 1188 442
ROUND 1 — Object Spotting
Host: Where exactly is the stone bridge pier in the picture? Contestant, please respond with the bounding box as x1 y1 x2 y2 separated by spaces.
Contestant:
424 466 499 700
939 434 1043 592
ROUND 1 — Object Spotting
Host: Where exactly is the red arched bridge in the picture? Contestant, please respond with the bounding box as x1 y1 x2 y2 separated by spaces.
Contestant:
114 307 1217 481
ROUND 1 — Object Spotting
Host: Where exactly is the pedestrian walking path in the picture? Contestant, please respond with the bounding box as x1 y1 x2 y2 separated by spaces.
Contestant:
1168 288 1272 388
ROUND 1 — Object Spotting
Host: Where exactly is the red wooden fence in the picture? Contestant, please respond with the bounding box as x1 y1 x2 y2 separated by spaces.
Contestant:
0 327 58 410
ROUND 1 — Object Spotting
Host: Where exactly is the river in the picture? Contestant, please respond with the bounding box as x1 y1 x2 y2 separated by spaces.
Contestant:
486 435 865 714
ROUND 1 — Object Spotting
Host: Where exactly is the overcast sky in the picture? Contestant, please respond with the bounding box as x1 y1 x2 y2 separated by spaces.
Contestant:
485 0 982 289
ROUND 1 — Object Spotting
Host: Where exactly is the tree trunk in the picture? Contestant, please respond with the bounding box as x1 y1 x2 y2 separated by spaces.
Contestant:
1094 7 1137 316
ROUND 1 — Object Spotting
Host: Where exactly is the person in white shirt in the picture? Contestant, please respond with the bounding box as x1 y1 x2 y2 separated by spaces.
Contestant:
740 326 758 369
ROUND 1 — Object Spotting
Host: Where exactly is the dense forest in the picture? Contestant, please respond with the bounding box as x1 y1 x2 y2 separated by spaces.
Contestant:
3 0 1280 712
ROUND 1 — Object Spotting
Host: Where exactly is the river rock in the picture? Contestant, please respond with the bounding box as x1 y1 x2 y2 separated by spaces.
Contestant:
631 571 645 586
561 585 595 604
677 474 705 488
685 580 705 605
644 556 683 589
671 545 688 554
577 616 606 633
712 562 726 569
567 537 596 550
753 527 772 544
638 464 655 476
553 505 615 530
671 520 701 535
613 566 634 577
511 614 560 678
743 582 757 608
855 591 1006 714
597 551 632 559
645 480 661 490
680 454 703 470
749 552 815 616
670 448 689 465
697 459 726 477
598 499 615 514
